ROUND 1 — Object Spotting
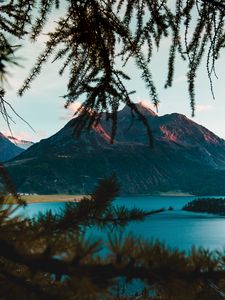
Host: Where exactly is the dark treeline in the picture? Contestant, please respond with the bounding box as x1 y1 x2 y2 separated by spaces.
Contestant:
183 198 225 215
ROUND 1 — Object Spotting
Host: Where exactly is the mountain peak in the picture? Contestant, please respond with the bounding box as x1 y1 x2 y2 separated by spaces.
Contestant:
5 108 225 195
137 101 158 117
118 102 157 118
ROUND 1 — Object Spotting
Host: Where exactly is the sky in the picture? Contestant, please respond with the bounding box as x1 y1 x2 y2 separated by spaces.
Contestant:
2 8 225 142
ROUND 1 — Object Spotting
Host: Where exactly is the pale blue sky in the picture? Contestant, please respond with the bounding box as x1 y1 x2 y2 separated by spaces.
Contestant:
1 14 225 142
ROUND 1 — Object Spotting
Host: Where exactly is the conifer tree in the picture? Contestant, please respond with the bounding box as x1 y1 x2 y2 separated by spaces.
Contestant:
2 1 225 299
1 175 225 299
1 0 225 142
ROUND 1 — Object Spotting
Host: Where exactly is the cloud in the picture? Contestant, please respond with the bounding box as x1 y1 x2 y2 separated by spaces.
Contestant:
59 102 82 120
136 98 158 113
67 102 82 113
196 104 215 112
3 130 33 140
3 129 47 141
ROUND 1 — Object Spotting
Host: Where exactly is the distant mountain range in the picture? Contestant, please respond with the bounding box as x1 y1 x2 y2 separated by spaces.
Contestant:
7 136 35 150
4 103 225 195
0 133 24 162
0 133 34 163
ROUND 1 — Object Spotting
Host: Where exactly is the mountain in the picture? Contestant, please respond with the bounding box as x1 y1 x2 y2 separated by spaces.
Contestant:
0 133 24 162
7 136 35 150
4 103 225 195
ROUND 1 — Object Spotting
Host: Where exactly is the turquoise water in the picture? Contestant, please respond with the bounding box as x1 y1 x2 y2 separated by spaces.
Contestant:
17 196 225 252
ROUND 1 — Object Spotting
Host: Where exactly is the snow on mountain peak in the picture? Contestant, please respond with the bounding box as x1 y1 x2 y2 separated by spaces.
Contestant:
7 135 34 150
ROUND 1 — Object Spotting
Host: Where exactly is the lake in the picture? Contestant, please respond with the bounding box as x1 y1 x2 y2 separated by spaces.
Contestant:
18 195 225 252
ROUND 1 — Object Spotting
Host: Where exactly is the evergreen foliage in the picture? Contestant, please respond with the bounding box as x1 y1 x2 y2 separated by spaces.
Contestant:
1 175 225 299
2 1 225 299
183 197 225 214
1 0 225 142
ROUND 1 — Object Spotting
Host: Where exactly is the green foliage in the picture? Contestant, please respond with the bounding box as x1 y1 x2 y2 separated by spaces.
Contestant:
2 0 225 142
2 1 225 299
0 173 225 299
183 197 225 214
0 175 161 299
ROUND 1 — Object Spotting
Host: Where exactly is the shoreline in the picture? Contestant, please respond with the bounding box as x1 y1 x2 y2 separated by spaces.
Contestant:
5 193 225 204
119 192 195 197
5 194 88 204
3 192 196 204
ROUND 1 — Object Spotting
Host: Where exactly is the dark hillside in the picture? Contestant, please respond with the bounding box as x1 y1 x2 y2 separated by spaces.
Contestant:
5 103 225 194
